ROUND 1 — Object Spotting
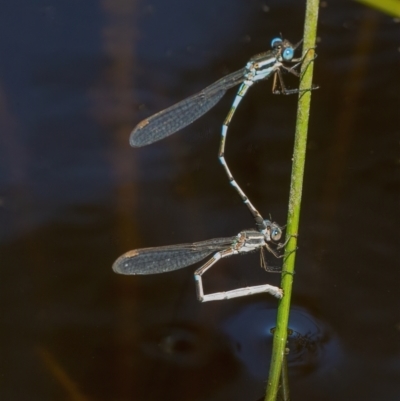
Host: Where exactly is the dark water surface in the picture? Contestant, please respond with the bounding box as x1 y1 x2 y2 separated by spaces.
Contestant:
1 1 399 400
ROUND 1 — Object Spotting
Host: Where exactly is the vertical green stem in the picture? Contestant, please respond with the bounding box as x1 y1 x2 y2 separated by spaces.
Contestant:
264 1 320 400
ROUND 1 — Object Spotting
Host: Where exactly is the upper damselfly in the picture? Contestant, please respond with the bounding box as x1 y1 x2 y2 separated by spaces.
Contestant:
130 37 315 232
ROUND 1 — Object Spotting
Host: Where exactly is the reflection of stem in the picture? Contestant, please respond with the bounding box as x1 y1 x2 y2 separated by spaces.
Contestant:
96 1 140 398
278 352 290 401
315 10 379 265
36 346 90 401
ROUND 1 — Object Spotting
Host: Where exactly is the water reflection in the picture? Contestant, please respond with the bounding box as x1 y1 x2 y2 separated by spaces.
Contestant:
221 303 342 381
111 301 341 400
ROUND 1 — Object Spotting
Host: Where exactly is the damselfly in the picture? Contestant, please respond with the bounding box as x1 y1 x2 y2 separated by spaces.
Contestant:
130 37 315 232
113 220 284 302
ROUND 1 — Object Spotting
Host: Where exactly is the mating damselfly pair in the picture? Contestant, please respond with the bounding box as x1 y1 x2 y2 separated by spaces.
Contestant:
113 37 316 302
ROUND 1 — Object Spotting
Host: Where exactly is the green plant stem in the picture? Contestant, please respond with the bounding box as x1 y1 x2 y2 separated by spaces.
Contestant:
264 1 320 400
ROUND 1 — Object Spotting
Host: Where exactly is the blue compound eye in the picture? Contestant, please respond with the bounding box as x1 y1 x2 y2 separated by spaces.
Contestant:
271 228 282 241
283 47 294 60
271 37 282 48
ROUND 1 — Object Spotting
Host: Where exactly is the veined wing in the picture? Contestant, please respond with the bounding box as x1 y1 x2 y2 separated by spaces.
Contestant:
130 68 246 147
113 236 236 275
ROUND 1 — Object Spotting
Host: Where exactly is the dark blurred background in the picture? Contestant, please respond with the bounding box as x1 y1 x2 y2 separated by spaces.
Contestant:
0 1 399 400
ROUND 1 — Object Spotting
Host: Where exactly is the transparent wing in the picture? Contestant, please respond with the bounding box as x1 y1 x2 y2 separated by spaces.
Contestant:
113 236 236 275
130 68 246 147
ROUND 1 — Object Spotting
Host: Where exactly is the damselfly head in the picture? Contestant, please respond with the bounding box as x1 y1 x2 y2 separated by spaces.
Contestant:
271 37 298 62
282 45 294 61
261 219 283 242
270 224 283 242
271 37 283 48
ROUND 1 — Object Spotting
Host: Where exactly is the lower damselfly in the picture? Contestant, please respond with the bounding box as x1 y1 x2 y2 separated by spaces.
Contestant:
113 220 284 302
130 37 316 232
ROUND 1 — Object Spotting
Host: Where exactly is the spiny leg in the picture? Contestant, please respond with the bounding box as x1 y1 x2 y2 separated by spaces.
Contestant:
218 81 266 228
260 246 283 272
260 246 296 279
265 237 298 277
194 247 283 302
273 49 318 94
287 46 318 72
276 233 298 250
194 248 236 302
